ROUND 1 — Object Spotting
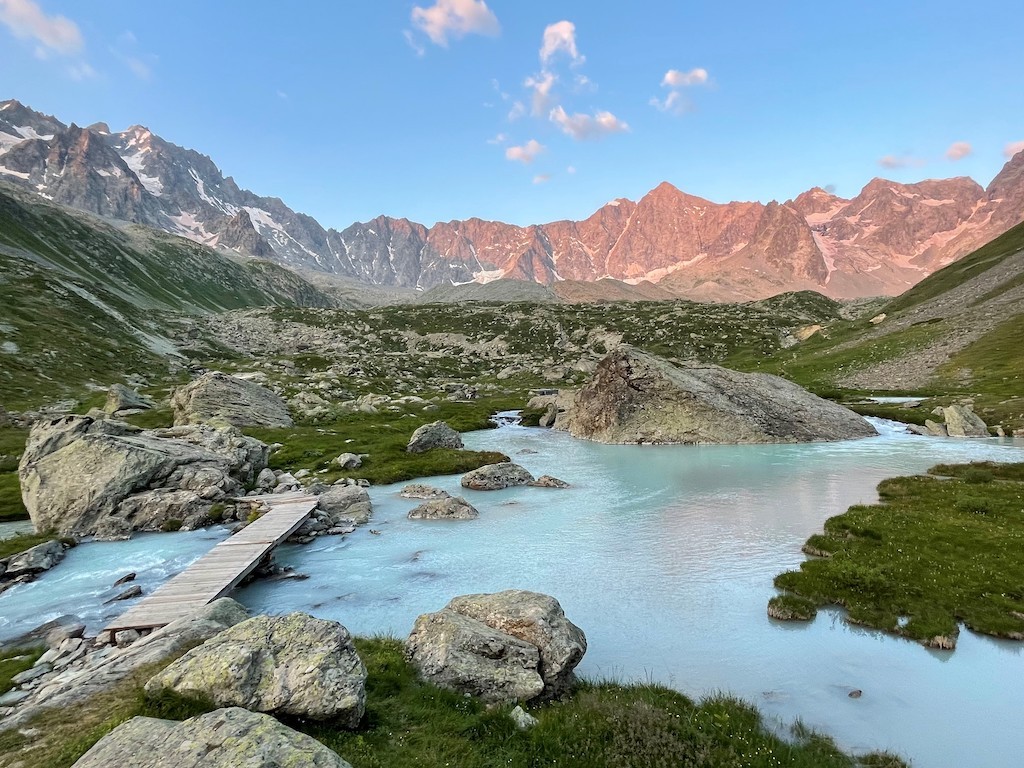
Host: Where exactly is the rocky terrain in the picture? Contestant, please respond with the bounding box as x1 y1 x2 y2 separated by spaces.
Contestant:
2 99 1023 301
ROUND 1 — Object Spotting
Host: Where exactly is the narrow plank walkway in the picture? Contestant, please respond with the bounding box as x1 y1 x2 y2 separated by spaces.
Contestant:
103 493 318 634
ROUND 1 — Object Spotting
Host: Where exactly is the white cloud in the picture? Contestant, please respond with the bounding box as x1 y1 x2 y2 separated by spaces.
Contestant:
525 71 556 116
945 141 972 161
505 139 545 164
507 100 526 121
650 91 689 114
487 132 508 145
540 20 583 66
67 61 95 81
1004 140 1024 159
878 154 925 169
566 165 577 175
402 29 426 56
533 174 551 184
0 0 82 55
411 0 499 47
549 105 629 140
662 68 708 88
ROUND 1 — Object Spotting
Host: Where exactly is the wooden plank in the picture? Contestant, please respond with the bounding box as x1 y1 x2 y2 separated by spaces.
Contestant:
103 494 318 634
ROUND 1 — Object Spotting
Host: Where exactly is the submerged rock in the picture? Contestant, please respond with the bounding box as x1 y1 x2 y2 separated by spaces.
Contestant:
400 484 450 499
408 496 479 521
461 462 535 491
563 346 877 444
530 475 569 489
71 707 351 767
407 421 464 453
171 371 292 428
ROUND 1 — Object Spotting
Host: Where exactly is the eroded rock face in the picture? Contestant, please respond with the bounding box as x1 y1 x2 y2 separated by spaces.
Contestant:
407 421 464 453
71 707 351 768
171 372 292 428
145 613 367 726
564 346 877 444
408 496 479 521
460 462 535 491
18 415 268 538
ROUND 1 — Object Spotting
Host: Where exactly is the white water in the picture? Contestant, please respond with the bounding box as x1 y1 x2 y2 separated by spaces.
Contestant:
3 417 1024 766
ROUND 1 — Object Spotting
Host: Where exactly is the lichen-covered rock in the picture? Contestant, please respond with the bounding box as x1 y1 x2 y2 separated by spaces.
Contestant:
942 405 989 437
171 371 292 428
334 452 362 469
446 590 586 698
316 486 372 525
407 421 464 453
563 346 877 444
71 707 351 768
400 484 450 499
405 609 544 704
461 462 535 491
408 496 479 520
104 384 155 415
18 416 267 538
145 613 366 726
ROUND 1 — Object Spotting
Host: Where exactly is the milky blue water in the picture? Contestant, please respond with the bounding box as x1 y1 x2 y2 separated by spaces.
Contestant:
3 417 1023 766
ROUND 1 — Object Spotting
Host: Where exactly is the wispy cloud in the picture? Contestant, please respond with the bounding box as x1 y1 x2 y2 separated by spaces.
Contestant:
652 67 709 114
410 0 499 47
945 141 972 161
111 31 155 80
532 174 551 184
540 20 583 66
524 71 556 116
550 106 629 140
0 0 82 55
67 61 95 81
486 132 508 145
505 139 545 164
1004 140 1024 159
878 154 925 169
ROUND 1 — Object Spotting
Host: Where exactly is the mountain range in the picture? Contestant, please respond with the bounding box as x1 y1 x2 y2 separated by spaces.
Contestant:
1 98 1022 302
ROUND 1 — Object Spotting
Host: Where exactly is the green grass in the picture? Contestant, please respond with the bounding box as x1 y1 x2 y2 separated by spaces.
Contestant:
0 637 905 768
0 427 29 521
0 647 44 695
772 462 1024 646
0 533 54 560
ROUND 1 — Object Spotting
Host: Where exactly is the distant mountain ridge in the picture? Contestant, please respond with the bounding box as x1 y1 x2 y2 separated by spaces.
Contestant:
1 98 1022 301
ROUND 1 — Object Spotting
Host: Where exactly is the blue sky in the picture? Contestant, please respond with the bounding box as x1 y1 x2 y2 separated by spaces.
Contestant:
1 0 1022 228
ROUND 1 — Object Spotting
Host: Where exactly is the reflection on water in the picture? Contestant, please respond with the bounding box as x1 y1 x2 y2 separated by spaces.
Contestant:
4 418 1024 766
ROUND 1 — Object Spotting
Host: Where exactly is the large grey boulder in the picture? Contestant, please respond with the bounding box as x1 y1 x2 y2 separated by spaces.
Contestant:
563 346 877 444
71 707 351 768
407 421 463 453
316 485 372 525
18 416 268 538
171 372 292 428
145 613 367 726
461 462 535 491
405 609 544 705
942 405 989 437
408 496 479 521
104 384 155 415
3 540 67 577
447 590 586 698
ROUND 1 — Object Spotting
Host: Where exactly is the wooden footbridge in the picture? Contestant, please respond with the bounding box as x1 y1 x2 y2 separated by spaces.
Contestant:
103 493 318 634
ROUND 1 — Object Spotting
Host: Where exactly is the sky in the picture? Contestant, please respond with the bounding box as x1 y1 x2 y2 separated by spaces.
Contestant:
1 0 1023 229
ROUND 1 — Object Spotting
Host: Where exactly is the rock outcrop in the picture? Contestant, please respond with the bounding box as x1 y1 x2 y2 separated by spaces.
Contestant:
2 540 68 578
171 372 292 428
405 590 586 704
145 613 366 726
408 496 479 520
103 384 155 416
461 462 535 491
941 405 989 437
18 415 268 538
563 346 877 444
71 707 351 768
407 421 464 453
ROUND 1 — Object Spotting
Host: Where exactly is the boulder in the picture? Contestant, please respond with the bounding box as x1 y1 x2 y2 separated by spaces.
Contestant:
18 416 268 538
924 419 949 437
400 484 450 500
407 421 464 453
461 462 535 491
563 346 877 444
316 486 372 525
145 613 366 726
408 496 479 521
942 405 989 437
446 590 586 698
104 384 155 415
171 372 292 428
334 452 362 469
530 475 569 489
405 609 544 705
3 540 67 576
255 467 277 491
71 707 351 768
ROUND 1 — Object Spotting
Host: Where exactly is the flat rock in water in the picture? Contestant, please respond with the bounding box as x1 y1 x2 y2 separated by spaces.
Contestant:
563 346 877 444
3 540 66 576
461 462 535 491
400 484 450 499
408 496 479 520
70 707 351 767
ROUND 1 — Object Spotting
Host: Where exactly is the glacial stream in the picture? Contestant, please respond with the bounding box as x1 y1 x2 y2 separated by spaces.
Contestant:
3 417 1024 766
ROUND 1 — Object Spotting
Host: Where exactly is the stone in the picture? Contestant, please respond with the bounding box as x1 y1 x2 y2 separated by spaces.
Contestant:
70 707 351 768
408 496 479 521
11 663 52 685
405 609 544 705
942 405 989 437
510 705 539 730
530 475 569 488
108 585 142 602
115 629 141 647
145 613 367 726
3 540 66 576
461 462 535 491
335 452 362 469
316 486 372 525
18 416 268 538
563 346 877 444
0 690 30 707
104 384 154 415
170 371 293 428
446 590 586 699
45 622 85 649
255 467 277 490
407 420 464 453
924 419 949 437
400 484 450 499
112 572 136 587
